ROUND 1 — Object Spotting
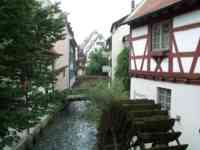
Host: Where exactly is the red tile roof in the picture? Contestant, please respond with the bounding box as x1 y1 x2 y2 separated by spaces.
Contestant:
135 0 182 18
124 0 183 23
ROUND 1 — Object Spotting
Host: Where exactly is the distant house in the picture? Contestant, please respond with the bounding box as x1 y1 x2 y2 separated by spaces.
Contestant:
123 0 200 149
81 31 106 65
53 13 78 91
110 15 130 80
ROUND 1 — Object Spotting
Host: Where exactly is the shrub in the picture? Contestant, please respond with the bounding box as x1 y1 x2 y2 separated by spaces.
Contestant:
86 49 108 75
115 48 130 91
85 80 128 124
0 90 66 148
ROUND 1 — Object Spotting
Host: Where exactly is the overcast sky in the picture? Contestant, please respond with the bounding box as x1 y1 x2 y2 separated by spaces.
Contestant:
55 0 142 44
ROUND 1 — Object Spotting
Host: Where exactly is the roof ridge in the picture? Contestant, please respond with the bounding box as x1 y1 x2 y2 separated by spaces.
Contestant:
122 0 147 24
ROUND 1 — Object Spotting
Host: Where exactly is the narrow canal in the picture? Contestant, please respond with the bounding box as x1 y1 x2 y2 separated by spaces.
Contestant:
33 101 97 150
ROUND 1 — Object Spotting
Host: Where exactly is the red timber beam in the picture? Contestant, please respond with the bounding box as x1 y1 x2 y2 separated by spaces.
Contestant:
190 38 200 74
173 22 200 32
130 35 148 41
130 70 200 85
132 52 196 59
169 20 173 74
140 39 148 71
172 33 184 73
128 35 138 71
147 26 152 72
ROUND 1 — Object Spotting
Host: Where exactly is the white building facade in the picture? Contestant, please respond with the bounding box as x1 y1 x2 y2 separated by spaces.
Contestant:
124 0 200 149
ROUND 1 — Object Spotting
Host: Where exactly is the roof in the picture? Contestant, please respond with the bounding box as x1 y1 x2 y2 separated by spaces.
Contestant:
123 0 199 25
110 15 128 32
134 0 181 19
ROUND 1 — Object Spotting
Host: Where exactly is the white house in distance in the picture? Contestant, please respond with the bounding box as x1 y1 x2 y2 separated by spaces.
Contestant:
123 0 200 149
52 13 78 91
110 16 130 80
81 31 106 65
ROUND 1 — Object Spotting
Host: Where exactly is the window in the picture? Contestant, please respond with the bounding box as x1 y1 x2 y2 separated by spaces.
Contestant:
157 87 171 111
152 21 171 51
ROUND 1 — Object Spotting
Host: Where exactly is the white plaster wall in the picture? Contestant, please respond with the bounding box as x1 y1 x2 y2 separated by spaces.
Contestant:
173 10 200 73
131 26 148 71
132 25 148 37
111 25 129 80
130 10 200 74
135 59 142 70
181 57 193 73
131 59 135 70
160 58 169 72
133 39 147 55
174 28 200 52
194 58 200 73
150 58 157 72
131 25 148 56
173 10 200 28
173 58 181 72
171 56 193 74
143 59 148 71
130 78 200 150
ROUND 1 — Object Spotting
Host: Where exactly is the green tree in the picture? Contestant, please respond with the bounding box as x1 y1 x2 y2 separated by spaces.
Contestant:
115 48 130 91
0 0 65 88
0 0 65 146
86 49 108 75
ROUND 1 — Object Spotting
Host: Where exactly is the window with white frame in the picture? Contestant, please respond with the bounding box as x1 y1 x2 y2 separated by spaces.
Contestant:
151 21 171 51
157 87 171 111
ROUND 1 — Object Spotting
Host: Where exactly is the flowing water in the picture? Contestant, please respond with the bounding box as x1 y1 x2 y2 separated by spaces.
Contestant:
33 101 97 150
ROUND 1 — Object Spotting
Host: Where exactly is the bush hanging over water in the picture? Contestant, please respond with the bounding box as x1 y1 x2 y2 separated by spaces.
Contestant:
85 80 128 124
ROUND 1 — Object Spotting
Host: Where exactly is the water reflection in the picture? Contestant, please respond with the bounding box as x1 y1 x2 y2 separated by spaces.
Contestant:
33 101 96 150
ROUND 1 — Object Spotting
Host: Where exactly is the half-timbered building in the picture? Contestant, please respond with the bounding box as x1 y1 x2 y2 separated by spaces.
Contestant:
123 0 200 149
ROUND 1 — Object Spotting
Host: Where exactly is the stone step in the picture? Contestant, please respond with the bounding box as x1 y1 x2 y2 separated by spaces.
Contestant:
118 99 155 105
145 144 188 150
128 110 168 118
134 115 169 122
139 132 182 144
135 119 175 132
123 104 161 112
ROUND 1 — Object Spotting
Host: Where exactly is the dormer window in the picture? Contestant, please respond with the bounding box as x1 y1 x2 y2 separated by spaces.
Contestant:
151 21 171 52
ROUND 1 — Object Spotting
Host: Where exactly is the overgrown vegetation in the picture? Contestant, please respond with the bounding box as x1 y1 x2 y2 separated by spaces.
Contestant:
85 80 128 125
0 0 66 148
115 48 130 91
86 49 108 75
